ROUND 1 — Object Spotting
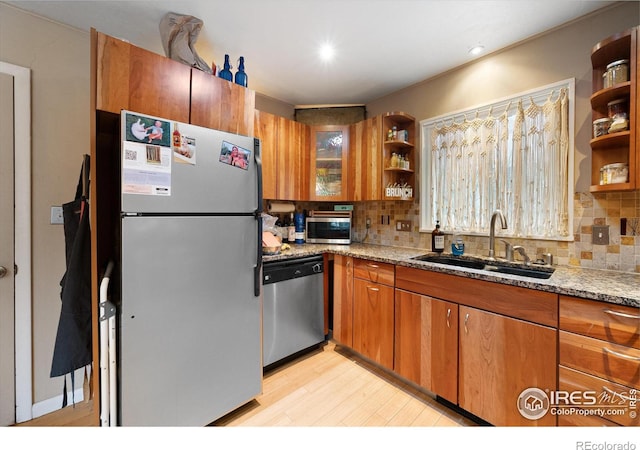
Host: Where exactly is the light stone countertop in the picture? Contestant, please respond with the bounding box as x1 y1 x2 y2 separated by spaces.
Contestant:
263 242 640 308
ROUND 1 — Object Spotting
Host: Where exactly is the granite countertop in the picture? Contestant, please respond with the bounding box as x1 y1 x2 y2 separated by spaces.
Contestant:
264 243 640 308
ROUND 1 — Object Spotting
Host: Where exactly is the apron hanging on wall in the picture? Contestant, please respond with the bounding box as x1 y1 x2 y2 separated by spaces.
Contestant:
50 155 92 405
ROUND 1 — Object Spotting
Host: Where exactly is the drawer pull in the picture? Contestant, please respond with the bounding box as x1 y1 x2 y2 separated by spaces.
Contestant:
602 385 633 402
603 347 640 362
367 287 380 292
603 308 640 321
446 308 451 328
366 263 380 269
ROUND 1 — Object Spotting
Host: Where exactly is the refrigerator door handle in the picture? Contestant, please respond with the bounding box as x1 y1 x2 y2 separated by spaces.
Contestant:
254 137 263 298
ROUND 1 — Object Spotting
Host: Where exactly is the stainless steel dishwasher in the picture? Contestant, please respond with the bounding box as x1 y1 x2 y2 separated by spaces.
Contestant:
262 255 325 368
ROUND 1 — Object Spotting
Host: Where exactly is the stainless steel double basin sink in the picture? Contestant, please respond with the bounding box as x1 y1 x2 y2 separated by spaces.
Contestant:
411 254 555 280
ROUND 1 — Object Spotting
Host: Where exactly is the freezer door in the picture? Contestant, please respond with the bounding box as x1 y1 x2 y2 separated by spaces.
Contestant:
121 112 261 214
119 215 262 426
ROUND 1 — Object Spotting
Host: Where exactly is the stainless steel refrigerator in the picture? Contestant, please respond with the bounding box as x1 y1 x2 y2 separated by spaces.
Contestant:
118 110 262 426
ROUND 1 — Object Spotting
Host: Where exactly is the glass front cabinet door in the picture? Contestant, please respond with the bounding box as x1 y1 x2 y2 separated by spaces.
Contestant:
310 125 350 201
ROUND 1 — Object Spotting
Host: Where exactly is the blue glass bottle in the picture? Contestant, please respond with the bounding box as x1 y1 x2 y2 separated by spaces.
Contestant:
234 56 248 88
219 54 233 82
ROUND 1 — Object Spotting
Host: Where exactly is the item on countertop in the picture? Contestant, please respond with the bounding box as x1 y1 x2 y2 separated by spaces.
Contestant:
294 212 305 244
431 220 444 253
592 117 612 138
451 235 465 256
602 163 629 184
219 54 233 81
288 213 296 243
606 59 629 86
234 56 248 87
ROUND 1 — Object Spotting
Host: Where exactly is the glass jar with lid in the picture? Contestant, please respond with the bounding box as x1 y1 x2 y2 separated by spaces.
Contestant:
607 98 629 133
606 59 629 86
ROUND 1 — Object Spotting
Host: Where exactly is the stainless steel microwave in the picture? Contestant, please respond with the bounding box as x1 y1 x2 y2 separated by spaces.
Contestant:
305 217 351 244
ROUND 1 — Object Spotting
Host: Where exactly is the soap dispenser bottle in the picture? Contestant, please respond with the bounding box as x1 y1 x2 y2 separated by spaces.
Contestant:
431 220 444 253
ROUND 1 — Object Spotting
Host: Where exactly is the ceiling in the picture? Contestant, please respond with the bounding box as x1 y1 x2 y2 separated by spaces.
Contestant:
6 0 618 106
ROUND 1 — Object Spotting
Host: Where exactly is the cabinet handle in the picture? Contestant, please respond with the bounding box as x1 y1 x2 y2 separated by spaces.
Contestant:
464 313 469 334
367 263 379 269
602 385 633 402
446 308 451 328
603 308 640 321
603 347 640 362
367 286 379 292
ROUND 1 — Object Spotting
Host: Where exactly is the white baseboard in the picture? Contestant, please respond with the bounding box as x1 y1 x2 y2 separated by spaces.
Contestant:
31 387 85 419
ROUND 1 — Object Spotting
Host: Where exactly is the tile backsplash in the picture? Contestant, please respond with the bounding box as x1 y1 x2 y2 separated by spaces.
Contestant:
273 190 640 273
349 191 640 273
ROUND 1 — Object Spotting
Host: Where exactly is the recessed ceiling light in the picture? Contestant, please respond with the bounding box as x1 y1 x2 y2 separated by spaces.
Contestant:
468 45 485 56
319 43 335 61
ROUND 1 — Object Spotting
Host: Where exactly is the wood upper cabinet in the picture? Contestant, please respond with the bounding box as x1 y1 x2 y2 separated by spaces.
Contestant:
352 259 395 370
332 254 354 347
394 289 458 403
254 110 278 199
191 69 255 136
309 125 349 201
95 31 191 122
253 111 310 201
348 116 383 201
458 306 557 426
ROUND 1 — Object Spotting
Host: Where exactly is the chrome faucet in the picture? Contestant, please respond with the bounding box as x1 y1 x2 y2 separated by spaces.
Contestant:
488 210 508 259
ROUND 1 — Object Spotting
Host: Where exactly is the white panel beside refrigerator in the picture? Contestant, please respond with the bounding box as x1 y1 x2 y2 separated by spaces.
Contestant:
118 111 262 426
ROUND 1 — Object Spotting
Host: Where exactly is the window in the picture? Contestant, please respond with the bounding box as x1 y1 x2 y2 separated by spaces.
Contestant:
420 79 575 240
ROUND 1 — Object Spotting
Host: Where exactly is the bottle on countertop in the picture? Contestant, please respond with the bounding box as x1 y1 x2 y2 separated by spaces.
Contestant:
431 220 444 253
288 213 296 243
234 56 248 87
219 54 233 81
294 212 305 244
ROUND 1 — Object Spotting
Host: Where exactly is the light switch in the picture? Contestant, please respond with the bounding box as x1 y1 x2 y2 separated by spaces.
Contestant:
50 206 63 224
592 225 609 245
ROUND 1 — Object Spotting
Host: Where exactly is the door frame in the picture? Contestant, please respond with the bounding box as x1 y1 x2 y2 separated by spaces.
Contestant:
0 61 33 423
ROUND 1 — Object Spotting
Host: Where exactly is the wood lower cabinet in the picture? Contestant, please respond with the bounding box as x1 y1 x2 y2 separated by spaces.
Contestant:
332 254 354 347
458 306 557 426
558 295 639 426
352 259 395 370
394 289 458 403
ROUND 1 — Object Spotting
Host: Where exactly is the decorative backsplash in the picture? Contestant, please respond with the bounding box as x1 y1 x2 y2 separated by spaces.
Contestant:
350 191 640 273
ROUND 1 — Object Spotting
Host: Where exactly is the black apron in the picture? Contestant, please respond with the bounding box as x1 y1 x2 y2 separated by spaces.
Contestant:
50 156 92 404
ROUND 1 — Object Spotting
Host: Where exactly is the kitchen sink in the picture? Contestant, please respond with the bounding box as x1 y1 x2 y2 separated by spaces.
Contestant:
411 254 554 280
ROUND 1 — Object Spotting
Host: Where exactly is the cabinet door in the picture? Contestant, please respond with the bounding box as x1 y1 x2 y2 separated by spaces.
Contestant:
394 290 458 403
333 255 354 347
309 125 349 201
349 116 382 201
95 32 191 122
254 110 278 199
191 70 255 136
276 117 310 201
459 306 557 426
353 278 394 370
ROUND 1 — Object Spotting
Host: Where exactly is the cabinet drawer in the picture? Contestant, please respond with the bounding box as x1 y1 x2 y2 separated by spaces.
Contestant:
354 259 395 286
560 296 640 349
559 331 640 389
559 365 638 426
557 412 619 427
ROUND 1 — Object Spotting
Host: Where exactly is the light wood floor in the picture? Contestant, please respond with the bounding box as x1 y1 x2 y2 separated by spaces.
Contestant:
213 341 476 427
15 341 475 427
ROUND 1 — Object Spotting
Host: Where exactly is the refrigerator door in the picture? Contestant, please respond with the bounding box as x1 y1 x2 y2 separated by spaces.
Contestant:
119 215 262 426
121 111 260 214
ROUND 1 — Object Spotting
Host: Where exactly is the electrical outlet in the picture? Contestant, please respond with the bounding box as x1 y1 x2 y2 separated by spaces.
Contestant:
592 225 609 245
50 206 63 225
396 220 411 232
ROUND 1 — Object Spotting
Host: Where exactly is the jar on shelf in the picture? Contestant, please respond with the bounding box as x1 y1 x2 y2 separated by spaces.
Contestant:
602 162 629 184
606 59 629 86
390 153 398 168
607 98 629 133
593 117 612 138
